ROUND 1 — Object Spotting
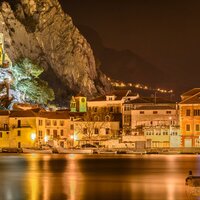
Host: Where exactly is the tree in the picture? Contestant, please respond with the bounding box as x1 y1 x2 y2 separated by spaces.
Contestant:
74 110 114 145
11 58 55 105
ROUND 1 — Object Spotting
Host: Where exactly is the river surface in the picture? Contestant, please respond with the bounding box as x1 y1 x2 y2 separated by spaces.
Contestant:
0 154 199 200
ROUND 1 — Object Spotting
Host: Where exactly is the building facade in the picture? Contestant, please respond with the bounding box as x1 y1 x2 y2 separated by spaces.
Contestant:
179 88 200 147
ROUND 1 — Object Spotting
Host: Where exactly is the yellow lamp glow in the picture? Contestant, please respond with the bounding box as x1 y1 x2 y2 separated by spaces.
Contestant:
31 133 36 141
44 136 48 142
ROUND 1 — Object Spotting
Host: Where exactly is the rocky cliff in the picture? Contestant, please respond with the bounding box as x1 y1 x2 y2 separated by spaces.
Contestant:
0 0 112 104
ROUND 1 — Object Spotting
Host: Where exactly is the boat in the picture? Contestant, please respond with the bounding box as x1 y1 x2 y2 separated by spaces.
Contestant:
22 148 53 154
185 171 200 199
57 147 93 154
125 150 146 155
98 149 117 154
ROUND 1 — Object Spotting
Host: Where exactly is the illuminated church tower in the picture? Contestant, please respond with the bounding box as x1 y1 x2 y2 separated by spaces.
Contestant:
70 95 87 112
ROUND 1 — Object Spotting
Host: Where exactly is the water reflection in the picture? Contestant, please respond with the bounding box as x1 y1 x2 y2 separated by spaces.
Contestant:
0 154 199 200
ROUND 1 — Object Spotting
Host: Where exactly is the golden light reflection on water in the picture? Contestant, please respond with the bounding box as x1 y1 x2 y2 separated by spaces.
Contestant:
66 154 84 200
26 154 41 200
25 154 84 200
0 154 196 200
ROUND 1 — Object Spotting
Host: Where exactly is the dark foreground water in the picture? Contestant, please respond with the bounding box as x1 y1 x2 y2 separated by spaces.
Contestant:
0 154 199 200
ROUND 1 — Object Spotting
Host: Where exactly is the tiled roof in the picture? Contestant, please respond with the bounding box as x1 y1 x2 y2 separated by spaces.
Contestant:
134 105 175 110
38 111 70 119
124 97 175 104
89 90 131 101
0 110 9 116
10 110 37 118
179 92 200 104
181 88 200 99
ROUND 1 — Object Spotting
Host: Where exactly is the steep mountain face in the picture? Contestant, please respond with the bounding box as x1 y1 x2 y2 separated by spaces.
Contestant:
0 0 112 103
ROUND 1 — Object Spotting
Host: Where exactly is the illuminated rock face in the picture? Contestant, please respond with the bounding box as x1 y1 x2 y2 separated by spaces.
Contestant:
0 0 112 100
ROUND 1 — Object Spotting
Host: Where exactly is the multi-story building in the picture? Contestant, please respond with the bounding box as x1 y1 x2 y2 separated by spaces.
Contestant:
124 97 180 148
73 120 120 147
179 88 200 147
0 110 72 148
87 90 138 131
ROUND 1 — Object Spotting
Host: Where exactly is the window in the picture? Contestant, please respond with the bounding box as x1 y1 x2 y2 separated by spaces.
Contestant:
17 130 21 136
93 107 97 112
60 130 64 136
46 120 51 126
94 128 99 134
46 129 50 135
186 124 190 131
124 105 131 111
70 124 74 130
166 111 171 114
194 109 200 116
60 120 64 126
17 120 21 128
38 120 43 126
196 124 200 132
109 107 114 112
53 130 57 138
4 124 8 130
83 128 87 134
0 132 2 138
186 109 190 116
53 120 57 126
124 115 131 124
153 111 158 114
106 128 110 135
140 111 144 114
94 115 99 121
39 131 42 136
105 115 110 121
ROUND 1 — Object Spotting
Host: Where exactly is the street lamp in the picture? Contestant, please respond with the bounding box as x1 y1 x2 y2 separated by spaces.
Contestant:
31 133 36 141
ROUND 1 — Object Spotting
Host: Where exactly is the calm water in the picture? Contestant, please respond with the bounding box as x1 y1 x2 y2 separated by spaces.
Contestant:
0 154 199 200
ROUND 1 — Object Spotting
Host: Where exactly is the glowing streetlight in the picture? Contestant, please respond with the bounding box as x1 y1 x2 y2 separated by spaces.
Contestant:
44 136 48 143
31 133 36 141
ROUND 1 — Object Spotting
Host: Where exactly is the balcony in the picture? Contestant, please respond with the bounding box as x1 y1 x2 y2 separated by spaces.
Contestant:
12 125 32 129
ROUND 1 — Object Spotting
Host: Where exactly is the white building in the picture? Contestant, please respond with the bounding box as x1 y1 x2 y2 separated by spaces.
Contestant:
128 97 180 148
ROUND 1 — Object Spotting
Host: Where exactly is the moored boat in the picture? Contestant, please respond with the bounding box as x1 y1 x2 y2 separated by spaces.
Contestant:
57 147 93 154
185 171 200 199
22 148 53 154
98 149 117 154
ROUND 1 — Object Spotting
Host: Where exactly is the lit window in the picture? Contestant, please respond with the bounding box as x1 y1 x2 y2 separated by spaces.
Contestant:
196 124 200 132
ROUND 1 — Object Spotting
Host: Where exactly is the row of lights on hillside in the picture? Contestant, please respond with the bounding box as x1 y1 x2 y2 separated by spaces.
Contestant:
109 78 173 94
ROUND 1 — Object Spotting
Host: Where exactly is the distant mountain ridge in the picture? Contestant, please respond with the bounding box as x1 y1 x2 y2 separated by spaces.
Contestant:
77 25 170 88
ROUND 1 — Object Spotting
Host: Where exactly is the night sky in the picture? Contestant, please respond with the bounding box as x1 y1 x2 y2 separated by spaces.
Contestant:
59 0 200 96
